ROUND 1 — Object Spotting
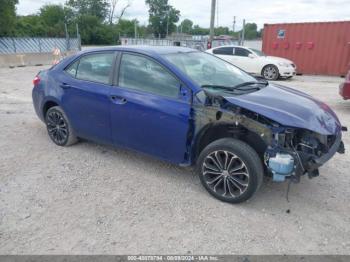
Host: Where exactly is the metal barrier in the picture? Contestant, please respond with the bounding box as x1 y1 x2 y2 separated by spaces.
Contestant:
0 37 81 54
120 37 238 51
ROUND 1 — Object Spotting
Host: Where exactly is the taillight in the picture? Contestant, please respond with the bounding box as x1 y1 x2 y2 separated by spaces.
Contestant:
33 76 40 86
207 41 212 49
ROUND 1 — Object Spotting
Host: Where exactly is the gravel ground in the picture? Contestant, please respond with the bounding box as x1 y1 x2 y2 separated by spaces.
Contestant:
0 66 349 255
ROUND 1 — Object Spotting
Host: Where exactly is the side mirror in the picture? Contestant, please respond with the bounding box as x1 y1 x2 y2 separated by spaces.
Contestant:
248 54 255 59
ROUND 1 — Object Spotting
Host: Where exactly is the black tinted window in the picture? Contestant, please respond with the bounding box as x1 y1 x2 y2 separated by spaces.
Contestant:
74 53 114 84
119 53 180 98
213 47 233 55
234 48 251 57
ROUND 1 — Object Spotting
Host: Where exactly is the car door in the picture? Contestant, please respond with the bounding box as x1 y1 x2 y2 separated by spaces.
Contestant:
60 51 117 144
212 46 236 64
110 52 192 164
233 47 257 73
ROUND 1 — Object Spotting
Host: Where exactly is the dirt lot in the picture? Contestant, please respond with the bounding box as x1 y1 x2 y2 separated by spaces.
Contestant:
0 66 349 255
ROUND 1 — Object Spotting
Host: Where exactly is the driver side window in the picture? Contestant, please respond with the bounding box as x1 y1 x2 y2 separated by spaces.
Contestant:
118 53 180 98
234 48 251 57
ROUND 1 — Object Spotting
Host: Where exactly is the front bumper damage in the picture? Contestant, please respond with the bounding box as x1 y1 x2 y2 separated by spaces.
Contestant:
193 90 346 183
264 127 346 182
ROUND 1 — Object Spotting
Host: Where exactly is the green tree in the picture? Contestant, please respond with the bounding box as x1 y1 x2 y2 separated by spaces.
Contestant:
0 0 18 36
179 19 193 34
215 26 230 35
242 23 259 40
66 0 112 45
145 0 180 38
116 19 137 37
39 4 75 37
15 15 46 36
192 25 209 35
67 0 109 21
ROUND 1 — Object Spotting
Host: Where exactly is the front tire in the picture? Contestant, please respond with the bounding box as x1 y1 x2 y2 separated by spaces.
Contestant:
262 64 279 80
45 106 78 146
197 138 264 203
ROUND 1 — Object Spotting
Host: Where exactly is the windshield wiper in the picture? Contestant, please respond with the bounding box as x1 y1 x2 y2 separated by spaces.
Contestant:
202 81 268 92
201 85 237 91
232 81 268 89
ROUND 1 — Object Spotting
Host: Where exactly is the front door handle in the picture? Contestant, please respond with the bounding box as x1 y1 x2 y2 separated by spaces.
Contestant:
110 95 127 105
60 83 72 89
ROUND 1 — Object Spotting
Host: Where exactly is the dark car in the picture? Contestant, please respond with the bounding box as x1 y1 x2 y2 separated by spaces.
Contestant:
32 46 346 203
340 68 350 100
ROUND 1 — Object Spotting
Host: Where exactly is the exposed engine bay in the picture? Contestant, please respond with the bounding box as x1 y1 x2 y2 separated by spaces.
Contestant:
192 90 346 183
265 128 345 182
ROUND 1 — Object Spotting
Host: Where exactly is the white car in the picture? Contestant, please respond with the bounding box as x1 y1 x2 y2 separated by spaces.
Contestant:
206 45 296 80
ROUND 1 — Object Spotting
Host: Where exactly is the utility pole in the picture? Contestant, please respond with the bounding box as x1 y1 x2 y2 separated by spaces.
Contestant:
166 12 170 38
134 20 137 39
64 23 69 51
233 16 236 33
76 23 81 51
241 19 246 46
209 0 216 43
166 17 169 38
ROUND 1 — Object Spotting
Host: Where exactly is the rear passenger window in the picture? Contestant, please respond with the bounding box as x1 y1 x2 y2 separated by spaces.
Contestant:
66 60 79 77
68 53 115 84
213 47 234 55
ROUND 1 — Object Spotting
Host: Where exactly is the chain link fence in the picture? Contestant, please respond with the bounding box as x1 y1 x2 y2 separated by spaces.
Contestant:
0 37 81 54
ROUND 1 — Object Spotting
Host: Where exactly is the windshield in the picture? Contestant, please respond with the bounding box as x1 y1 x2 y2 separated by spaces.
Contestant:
163 51 258 93
250 48 266 56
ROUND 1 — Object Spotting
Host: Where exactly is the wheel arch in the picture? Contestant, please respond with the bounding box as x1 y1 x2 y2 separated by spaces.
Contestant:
191 122 268 165
42 97 61 118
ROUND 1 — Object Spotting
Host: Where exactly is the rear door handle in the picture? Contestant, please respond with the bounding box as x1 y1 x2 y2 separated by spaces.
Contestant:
110 95 127 104
60 83 72 89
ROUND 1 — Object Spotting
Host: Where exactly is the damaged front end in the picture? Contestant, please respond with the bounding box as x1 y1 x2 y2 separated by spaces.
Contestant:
193 88 346 183
265 127 345 182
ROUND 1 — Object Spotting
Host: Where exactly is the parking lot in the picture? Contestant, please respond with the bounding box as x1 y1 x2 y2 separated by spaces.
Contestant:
0 65 349 254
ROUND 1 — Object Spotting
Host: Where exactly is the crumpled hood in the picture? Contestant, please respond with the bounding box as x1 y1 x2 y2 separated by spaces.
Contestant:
224 84 341 135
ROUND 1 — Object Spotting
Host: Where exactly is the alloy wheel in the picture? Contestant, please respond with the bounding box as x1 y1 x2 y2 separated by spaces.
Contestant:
263 65 278 80
46 110 68 145
202 150 250 199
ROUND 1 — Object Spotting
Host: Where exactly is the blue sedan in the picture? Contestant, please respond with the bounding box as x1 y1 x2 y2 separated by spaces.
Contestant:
32 46 345 203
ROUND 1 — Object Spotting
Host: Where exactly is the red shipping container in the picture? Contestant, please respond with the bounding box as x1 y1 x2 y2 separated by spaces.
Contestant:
262 21 350 76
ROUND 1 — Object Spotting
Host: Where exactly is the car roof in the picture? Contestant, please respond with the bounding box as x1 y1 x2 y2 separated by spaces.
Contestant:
79 45 196 56
212 45 250 49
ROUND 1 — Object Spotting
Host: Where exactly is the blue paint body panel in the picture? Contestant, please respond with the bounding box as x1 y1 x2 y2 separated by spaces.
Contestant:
32 46 343 166
109 86 191 163
224 84 342 135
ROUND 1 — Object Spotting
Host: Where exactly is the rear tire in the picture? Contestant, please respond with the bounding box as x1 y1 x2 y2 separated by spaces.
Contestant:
197 138 264 203
45 106 78 146
262 64 279 80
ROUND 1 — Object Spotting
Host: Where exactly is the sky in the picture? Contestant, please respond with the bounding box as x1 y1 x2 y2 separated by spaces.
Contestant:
16 0 350 30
